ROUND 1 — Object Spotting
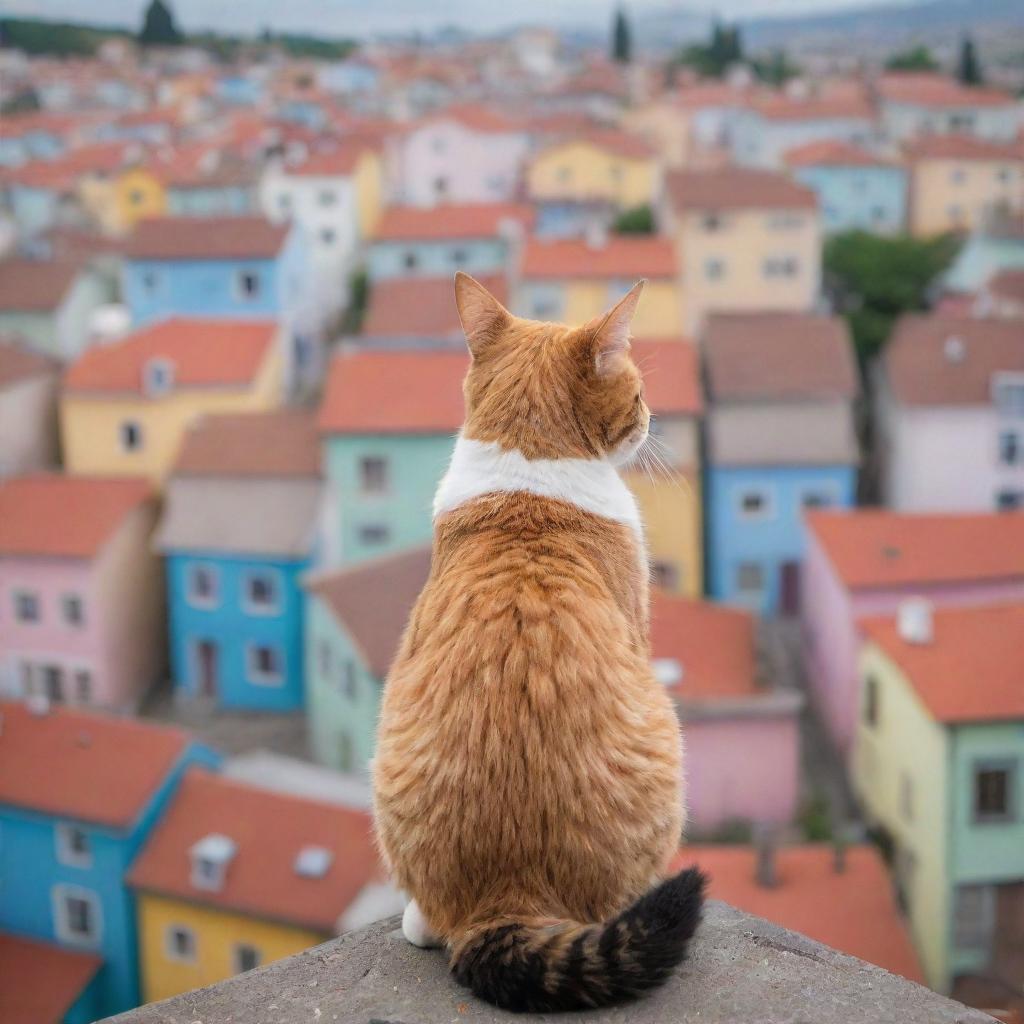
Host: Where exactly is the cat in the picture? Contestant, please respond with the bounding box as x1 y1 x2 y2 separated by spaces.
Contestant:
372 272 705 1013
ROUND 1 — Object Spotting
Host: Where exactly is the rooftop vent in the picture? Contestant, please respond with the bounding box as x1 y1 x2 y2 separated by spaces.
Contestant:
652 658 684 688
190 833 237 892
294 845 333 879
944 334 966 364
897 597 933 646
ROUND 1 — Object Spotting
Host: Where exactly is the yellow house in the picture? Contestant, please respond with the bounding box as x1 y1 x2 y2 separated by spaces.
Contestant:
112 165 168 234
906 135 1024 237
61 317 283 484
665 168 821 335
128 770 382 1004
518 235 683 337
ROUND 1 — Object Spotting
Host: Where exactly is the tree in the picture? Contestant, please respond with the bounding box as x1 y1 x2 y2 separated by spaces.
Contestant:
672 19 742 79
612 204 655 235
885 45 938 72
611 7 632 65
958 34 983 86
752 49 800 86
139 0 182 47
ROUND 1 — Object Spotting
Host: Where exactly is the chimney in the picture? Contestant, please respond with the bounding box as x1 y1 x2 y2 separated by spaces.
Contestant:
897 597 933 645
754 824 778 889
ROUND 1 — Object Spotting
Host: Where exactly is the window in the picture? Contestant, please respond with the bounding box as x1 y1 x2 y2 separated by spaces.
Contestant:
994 376 1024 418
40 665 63 702
318 189 337 207
247 645 283 685
234 943 261 973
14 591 40 623
704 257 726 281
244 572 280 614
358 523 390 546
997 490 1023 511
54 886 101 945
737 489 771 519
403 251 418 270
954 884 996 950
950 167 967 185
62 594 84 626
56 824 92 868
237 270 261 299
974 761 1016 823
763 255 799 279
864 675 879 727
318 640 332 677
187 564 219 608
450 247 468 265
165 925 196 962
142 270 160 292
74 669 92 704
144 358 174 395
359 456 389 494
999 431 1020 465
767 213 803 230
801 491 833 509
433 176 448 197
320 227 336 245
701 212 723 232
996 167 1012 185
343 661 358 700
735 562 764 595
119 420 143 452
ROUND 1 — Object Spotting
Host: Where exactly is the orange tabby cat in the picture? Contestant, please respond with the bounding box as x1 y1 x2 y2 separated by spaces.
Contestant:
372 272 704 1012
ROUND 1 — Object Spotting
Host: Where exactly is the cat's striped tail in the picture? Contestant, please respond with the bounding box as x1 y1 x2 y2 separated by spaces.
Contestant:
449 867 706 1013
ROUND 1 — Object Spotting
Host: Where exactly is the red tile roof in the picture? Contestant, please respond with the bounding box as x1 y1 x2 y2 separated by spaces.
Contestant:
672 844 924 983
64 317 276 394
650 592 756 700
0 475 153 559
988 268 1024 304
5 143 135 192
806 509 1024 590
127 770 379 932
521 236 677 280
0 932 102 1024
877 72 1016 110
750 93 874 122
631 339 702 416
667 168 817 211
0 260 79 312
0 340 59 388
308 546 432 678
862 603 1024 724
0 701 189 827
125 216 289 260
362 274 508 338
373 203 534 242
423 103 525 134
784 139 892 168
538 128 656 161
319 348 468 434
285 144 369 177
906 134 1023 162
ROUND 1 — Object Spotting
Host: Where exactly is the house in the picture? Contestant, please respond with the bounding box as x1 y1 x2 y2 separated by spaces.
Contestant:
155 411 322 712
943 211 1024 296
0 701 218 1017
526 130 661 237
318 349 466 565
875 316 1024 512
801 510 1024 755
393 105 530 207
652 593 802 832
517 234 681 337
0 476 164 711
0 931 103 1024
121 215 318 390
162 156 257 219
906 135 1024 237
664 168 820 335
0 340 60 477
366 202 532 282
61 318 284 483
110 164 167 235
852 601 1024 997
0 259 108 361
620 340 703 594
784 140 907 235
305 546 432 775
876 73 1022 143
978 268 1024 319
704 313 860 616
673 844 924 983
127 769 379 1004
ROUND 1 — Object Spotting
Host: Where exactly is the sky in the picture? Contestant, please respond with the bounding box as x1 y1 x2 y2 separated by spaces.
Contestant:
7 0 922 39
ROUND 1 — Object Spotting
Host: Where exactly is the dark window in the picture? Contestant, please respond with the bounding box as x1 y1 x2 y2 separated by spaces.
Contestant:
864 675 879 727
42 665 63 702
235 944 260 972
736 562 764 594
120 421 143 451
358 523 390 546
802 491 832 509
974 762 1015 823
999 431 1020 465
320 227 336 244
403 251 418 270
66 895 94 938
62 594 84 626
997 490 1023 511
168 926 195 960
189 565 218 604
238 271 261 298
246 574 278 610
14 591 39 622
250 645 281 681
359 456 389 494
739 491 767 516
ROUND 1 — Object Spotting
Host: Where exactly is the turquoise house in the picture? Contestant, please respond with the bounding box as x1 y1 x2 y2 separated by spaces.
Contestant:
0 701 219 1018
305 546 432 774
155 411 322 712
318 348 467 566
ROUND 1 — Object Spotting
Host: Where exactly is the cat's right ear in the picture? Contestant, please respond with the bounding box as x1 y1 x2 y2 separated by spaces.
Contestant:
454 272 509 358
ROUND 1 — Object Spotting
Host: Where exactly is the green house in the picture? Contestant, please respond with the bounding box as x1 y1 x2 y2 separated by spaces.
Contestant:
304 546 432 775
318 348 467 566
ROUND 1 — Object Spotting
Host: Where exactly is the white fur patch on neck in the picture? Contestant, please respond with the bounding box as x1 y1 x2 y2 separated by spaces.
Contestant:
433 436 644 543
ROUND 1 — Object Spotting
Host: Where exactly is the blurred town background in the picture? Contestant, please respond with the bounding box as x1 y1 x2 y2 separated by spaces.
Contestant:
0 0 1023 1020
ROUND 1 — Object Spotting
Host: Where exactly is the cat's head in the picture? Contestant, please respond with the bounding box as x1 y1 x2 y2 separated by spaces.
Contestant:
454 272 649 464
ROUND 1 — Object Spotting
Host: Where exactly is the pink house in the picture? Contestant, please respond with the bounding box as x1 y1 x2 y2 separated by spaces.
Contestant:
0 475 165 711
801 510 1024 754
651 592 802 833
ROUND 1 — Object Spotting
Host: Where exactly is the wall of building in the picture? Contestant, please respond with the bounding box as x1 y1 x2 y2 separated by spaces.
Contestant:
0 372 59 478
528 143 658 208
732 113 876 169
793 164 907 235
910 159 1024 237
367 237 510 281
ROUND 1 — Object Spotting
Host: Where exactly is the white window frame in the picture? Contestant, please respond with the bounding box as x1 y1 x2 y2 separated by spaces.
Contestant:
56 823 93 869
186 563 220 609
119 419 143 453
735 486 775 521
246 644 284 686
233 942 262 973
165 923 198 963
242 570 282 616
53 884 103 947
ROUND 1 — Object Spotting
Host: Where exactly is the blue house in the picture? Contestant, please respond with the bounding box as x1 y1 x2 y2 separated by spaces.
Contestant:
215 74 265 107
155 410 322 711
0 700 219 1018
785 141 907 235
703 313 860 616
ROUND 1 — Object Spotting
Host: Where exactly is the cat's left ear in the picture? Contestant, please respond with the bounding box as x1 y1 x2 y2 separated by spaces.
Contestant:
587 280 645 375
454 272 509 358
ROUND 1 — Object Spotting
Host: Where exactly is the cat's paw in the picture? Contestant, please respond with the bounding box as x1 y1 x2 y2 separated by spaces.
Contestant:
402 899 443 948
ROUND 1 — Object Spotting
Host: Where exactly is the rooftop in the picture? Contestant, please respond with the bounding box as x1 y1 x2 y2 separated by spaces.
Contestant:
784 139 894 168
877 71 1016 109
362 274 508 338
536 127 656 160
905 133 1023 162
0 339 59 389
987 268 1024 303
667 167 817 211
373 203 534 242
125 215 290 260
0 931 102 1024
632 339 703 416
0 259 79 313
283 144 371 177
749 93 874 122
521 235 677 280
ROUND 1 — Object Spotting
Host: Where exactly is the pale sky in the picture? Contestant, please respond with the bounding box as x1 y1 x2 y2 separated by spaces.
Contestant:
6 0 924 40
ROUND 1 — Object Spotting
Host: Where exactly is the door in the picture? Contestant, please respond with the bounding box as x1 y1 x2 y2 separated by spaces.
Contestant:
41 665 64 703
195 641 218 699
780 561 801 616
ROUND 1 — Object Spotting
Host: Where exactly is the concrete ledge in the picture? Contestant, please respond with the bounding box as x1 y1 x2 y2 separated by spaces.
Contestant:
106 902 995 1024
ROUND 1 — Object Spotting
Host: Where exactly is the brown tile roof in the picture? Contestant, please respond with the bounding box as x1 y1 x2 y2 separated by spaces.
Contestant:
4 143 135 192
0 260 79 312
125 216 289 260
988 268 1024 303
173 410 320 478
127 770 379 932
319 349 467 434
64 317 276 394
704 313 858 401
521 236 677 279
373 203 534 242
750 93 874 122
784 139 892 168
0 933 102 1024
631 339 702 416
883 316 1024 406
0 340 59 389
422 103 525 134
0 475 153 559
285 144 369 177
806 509 1024 590
905 133 1023 162
862 603 1024 724
0 701 188 827
877 72 1016 110
362 274 508 338
307 546 432 678
667 168 817 211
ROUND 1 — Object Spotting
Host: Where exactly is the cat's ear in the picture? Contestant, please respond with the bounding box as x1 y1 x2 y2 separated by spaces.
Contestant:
454 272 509 358
587 280 645 375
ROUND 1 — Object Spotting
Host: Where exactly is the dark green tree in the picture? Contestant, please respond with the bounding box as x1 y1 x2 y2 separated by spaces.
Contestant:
612 204 655 235
885 45 938 72
138 0 182 46
752 49 800 86
611 7 632 64
958 34 983 85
